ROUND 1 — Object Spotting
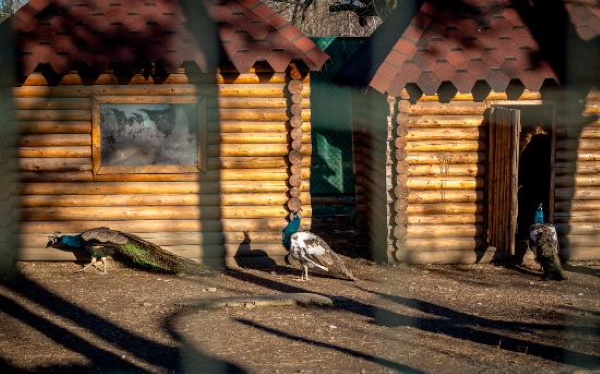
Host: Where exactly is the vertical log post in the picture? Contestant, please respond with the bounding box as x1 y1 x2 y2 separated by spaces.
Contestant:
286 64 304 216
393 91 411 262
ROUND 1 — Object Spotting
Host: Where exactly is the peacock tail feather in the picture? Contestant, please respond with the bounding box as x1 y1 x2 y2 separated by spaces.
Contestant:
115 231 214 276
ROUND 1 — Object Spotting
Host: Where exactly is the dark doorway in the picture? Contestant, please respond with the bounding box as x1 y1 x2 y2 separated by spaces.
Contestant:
515 105 555 244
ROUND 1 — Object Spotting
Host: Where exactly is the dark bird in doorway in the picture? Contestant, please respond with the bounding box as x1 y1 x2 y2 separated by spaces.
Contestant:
529 204 567 281
47 227 214 276
282 213 357 281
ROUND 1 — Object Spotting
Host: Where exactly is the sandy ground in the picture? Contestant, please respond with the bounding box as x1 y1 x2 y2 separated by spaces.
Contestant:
0 259 599 373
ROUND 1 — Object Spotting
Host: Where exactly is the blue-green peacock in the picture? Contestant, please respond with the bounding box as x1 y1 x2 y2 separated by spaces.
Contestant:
47 227 214 276
528 203 567 281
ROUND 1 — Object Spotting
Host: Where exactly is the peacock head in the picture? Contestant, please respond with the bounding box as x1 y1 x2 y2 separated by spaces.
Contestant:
46 232 62 248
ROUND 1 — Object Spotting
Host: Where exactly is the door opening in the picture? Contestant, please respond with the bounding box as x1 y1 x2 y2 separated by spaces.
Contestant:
517 125 552 241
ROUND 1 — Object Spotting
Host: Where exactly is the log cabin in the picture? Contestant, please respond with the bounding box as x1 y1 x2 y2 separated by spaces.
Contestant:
2 0 328 267
336 0 600 264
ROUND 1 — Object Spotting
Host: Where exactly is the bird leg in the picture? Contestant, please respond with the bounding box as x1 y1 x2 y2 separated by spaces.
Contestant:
99 257 109 275
292 265 310 281
77 257 97 273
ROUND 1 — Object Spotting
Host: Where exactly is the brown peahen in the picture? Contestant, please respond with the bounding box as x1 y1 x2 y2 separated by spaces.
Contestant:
47 227 214 276
529 204 567 281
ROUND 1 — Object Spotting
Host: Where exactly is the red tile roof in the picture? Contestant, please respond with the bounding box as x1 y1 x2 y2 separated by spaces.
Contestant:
337 0 598 96
11 0 329 76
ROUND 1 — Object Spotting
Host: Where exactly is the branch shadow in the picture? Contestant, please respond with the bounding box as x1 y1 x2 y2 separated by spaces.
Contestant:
233 317 425 374
0 271 241 373
225 268 600 370
361 288 600 369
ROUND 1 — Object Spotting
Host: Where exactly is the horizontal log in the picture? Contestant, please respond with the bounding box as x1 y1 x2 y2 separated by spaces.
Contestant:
407 177 484 190
555 174 600 187
405 237 483 251
404 249 486 264
407 203 482 215
19 121 91 134
209 133 288 144
19 158 312 182
16 110 90 122
216 97 309 109
555 161 600 175
21 193 309 207
19 134 91 147
408 115 485 127
217 109 311 122
408 163 484 177
14 84 310 99
407 214 483 224
556 138 600 151
406 151 485 164
554 211 600 223
409 101 487 115
21 206 296 221
406 128 483 140
559 247 600 261
19 146 91 158
555 222 600 235
218 121 310 133
407 190 484 204
555 187 600 201
20 218 312 234
406 140 484 152
15 98 92 110
209 144 312 157
558 234 600 247
556 151 600 162
22 181 308 195
19 158 91 172
408 224 484 237
555 199 600 212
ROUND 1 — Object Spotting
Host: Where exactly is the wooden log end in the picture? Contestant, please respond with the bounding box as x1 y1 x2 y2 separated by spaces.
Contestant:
287 197 302 212
289 116 303 129
288 174 302 188
288 149 303 164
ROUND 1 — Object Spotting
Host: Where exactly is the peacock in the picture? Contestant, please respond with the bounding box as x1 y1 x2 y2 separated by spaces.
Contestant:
528 204 567 281
282 212 357 281
47 227 214 276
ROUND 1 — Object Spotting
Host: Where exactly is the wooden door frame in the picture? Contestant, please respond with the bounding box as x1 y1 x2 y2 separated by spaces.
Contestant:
486 100 557 223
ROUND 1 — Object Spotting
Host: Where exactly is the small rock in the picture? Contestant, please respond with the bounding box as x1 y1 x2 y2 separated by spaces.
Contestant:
329 324 338 329
203 287 217 292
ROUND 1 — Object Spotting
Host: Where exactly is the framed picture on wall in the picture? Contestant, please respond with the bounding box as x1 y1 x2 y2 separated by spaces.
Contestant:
92 96 207 174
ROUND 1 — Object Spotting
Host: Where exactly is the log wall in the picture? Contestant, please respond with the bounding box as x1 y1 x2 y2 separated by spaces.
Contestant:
554 90 600 261
397 90 600 264
17 69 313 267
401 94 487 264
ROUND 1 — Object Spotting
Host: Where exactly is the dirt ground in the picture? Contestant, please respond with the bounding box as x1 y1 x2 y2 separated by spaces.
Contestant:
0 258 599 374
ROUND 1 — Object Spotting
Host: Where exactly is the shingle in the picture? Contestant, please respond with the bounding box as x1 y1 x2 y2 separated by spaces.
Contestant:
11 0 328 75
362 0 569 95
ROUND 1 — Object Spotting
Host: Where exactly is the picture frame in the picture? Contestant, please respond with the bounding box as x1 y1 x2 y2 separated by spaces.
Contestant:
91 96 207 174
